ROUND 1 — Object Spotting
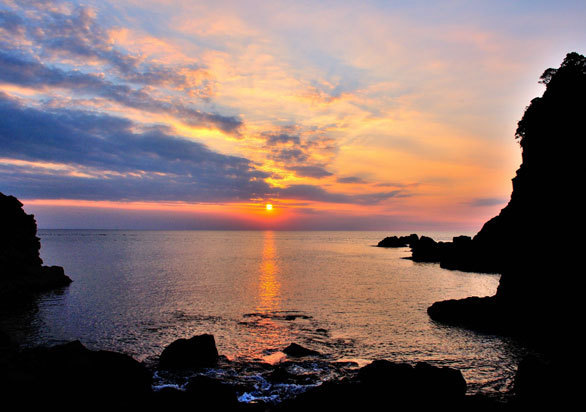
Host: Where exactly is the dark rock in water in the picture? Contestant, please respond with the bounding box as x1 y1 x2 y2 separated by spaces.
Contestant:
0 340 151 402
159 334 219 369
279 359 467 410
377 234 418 248
427 296 507 331
410 236 445 262
0 192 71 303
282 343 320 357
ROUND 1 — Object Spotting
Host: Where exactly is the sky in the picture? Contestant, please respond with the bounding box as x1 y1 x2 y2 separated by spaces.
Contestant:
1 0 585 230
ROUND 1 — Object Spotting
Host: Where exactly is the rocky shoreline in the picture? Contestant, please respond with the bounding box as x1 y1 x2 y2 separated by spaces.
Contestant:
1 332 515 410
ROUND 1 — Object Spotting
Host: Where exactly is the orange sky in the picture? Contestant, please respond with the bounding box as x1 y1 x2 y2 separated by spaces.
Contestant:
1 0 585 230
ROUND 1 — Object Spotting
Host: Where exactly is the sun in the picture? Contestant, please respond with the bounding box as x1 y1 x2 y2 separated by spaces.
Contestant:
265 203 273 211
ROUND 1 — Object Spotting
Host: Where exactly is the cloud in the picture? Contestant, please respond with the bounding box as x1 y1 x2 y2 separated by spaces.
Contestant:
0 93 267 201
0 50 241 133
269 147 309 163
0 2 236 133
337 176 367 184
0 93 405 206
276 184 405 205
264 132 301 146
1 3 213 95
467 197 508 207
287 165 333 178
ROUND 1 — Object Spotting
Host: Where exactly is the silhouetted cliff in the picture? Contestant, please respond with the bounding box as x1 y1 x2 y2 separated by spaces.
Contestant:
0 192 71 302
426 52 586 342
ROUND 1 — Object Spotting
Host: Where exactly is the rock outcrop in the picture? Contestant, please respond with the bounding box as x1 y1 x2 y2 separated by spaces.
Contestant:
0 192 71 302
427 52 586 343
376 234 419 248
282 343 320 357
159 333 219 369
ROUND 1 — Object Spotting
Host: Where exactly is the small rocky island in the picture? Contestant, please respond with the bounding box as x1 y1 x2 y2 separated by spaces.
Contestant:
0 192 72 303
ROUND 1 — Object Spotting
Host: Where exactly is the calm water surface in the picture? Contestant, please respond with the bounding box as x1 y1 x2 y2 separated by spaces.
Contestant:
2 230 529 399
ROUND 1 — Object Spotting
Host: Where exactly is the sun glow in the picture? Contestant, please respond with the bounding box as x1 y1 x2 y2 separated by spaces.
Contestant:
265 203 273 211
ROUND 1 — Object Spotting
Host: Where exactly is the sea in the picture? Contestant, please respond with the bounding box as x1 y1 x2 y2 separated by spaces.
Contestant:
1 230 530 402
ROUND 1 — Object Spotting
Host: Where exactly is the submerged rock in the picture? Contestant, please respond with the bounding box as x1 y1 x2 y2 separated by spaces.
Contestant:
159 334 219 369
282 343 320 357
0 192 71 302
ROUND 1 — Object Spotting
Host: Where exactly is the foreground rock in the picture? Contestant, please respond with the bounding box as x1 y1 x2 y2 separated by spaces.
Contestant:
1 332 513 409
159 333 219 369
0 192 71 303
0 340 151 403
278 359 468 410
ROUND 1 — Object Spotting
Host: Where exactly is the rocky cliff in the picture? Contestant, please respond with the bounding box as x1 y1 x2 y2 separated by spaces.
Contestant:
426 52 586 341
0 192 71 302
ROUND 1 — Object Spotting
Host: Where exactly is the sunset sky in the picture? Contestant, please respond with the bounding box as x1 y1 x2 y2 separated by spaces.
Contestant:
1 0 585 230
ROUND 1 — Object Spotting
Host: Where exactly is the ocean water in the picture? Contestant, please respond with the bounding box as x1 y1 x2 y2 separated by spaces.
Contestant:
2 230 529 400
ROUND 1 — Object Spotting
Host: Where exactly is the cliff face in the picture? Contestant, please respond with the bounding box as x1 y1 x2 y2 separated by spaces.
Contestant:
0 193 43 274
476 52 585 303
427 52 586 337
0 192 71 302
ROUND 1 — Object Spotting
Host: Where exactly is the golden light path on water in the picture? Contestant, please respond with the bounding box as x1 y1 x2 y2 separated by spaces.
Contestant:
259 231 280 312
252 231 287 363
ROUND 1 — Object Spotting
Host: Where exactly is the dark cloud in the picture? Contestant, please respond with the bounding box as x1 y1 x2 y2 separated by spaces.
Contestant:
0 93 267 202
0 51 241 133
276 184 405 205
467 197 508 207
337 176 366 184
0 10 24 34
287 165 333 178
0 93 402 205
270 147 309 162
264 133 301 146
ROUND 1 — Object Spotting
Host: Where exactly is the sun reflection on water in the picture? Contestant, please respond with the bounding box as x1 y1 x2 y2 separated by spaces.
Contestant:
258 231 280 312
249 231 288 360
